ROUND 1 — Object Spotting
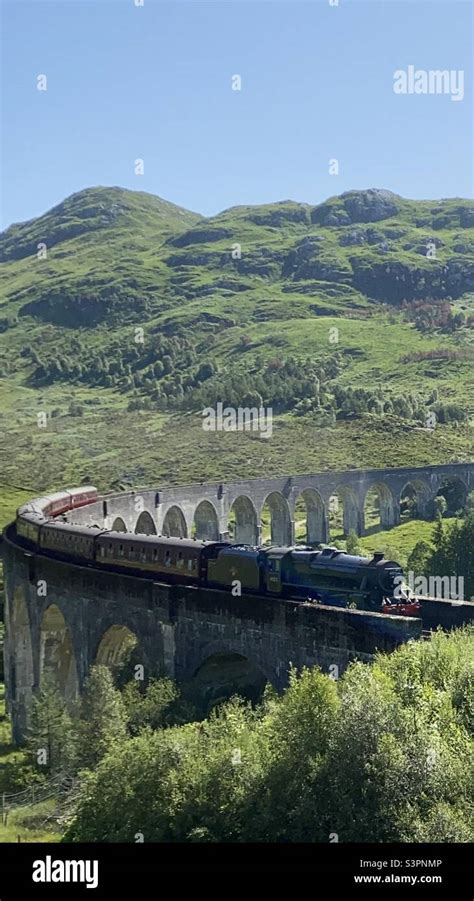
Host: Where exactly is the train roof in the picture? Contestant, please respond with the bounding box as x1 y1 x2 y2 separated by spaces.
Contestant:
97 531 212 550
260 546 295 557
17 509 45 522
17 502 39 516
41 491 71 504
41 521 102 538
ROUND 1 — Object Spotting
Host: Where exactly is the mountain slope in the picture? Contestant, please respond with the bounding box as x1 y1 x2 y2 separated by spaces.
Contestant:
0 186 202 263
0 186 472 499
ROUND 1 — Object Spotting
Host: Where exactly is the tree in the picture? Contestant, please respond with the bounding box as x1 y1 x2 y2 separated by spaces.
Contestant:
345 530 360 555
433 495 448 519
196 361 215 382
121 678 179 735
464 491 474 515
420 513 474 600
437 513 474 599
78 666 128 769
27 675 78 775
406 540 432 579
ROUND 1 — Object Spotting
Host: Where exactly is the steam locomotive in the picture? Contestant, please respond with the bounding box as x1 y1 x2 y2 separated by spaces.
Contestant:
14 487 420 615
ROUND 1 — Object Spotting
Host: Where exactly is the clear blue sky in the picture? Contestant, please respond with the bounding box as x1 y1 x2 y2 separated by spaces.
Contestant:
1 0 472 228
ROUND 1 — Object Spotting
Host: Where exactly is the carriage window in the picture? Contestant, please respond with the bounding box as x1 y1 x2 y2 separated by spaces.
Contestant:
188 558 194 572
153 548 158 561
141 547 147 562
129 546 135 558
100 545 105 558
177 552 184 569
119 545 124 557
165 551 171 567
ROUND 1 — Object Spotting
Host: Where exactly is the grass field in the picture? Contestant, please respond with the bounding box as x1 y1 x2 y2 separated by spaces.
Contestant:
0 799 61 844
0 396 472 521
356 518 452 570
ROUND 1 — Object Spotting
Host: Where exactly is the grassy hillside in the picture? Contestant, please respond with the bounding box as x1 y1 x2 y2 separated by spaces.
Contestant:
0 186 473 510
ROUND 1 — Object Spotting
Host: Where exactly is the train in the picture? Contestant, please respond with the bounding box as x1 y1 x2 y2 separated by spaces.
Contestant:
14 486 421 616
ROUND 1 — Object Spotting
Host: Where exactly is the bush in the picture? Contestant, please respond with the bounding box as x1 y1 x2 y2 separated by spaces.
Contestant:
65 629 474 843
345 530 360 555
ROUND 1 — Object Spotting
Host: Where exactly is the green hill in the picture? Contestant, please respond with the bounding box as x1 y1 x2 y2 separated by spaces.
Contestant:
0 185 472 505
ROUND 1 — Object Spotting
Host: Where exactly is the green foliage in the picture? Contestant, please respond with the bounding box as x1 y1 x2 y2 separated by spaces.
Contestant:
27 675 78 776
433 495 448 518
403 514 474 599
121 678 180 735
65 628 474 844
433 402 467 424
78 666 128 769
377 627 474 735
425 512 474 600
0 683 45 796
406 540 433 578
345 529 360 555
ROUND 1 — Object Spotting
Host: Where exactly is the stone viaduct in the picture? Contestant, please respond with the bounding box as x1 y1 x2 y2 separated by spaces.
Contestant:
66 462 473 545
2 462 473 743
3 529 422 743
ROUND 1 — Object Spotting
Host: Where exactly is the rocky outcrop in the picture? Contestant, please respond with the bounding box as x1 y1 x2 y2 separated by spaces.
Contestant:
282 236 352 283
460 207 474 228
311 189 402 226
234 248 286 279
351 256 474 303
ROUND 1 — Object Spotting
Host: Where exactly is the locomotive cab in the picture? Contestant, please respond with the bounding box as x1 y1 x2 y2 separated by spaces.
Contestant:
264 552 284 594
260 547 292 595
